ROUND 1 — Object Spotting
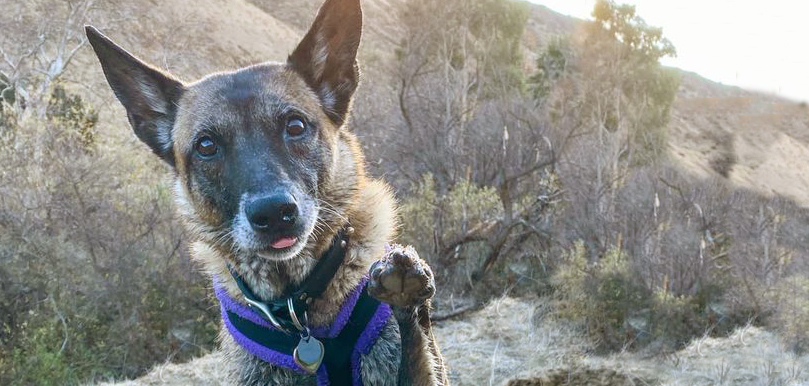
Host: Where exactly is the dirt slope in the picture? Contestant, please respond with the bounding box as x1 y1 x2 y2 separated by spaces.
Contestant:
669 71 809 205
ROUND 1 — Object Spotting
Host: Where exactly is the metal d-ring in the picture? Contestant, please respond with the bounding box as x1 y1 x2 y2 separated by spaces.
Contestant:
244 296 291 335
287 297 308 332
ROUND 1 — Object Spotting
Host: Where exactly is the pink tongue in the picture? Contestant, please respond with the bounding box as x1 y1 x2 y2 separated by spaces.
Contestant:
271 237 297 249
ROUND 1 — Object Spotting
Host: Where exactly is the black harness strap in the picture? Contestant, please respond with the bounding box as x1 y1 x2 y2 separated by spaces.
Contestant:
321 286 381 383
225 284 383 384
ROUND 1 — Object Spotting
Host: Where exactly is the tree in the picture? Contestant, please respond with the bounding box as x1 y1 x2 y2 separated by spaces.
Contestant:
390 0 566 294
0 0 93 122
536 0 680 262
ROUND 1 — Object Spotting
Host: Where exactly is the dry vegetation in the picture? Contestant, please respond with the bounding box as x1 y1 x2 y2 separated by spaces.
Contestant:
94 297 809 385
2 0 809 385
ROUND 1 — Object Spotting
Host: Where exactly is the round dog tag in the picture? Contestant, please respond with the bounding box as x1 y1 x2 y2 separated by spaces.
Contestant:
293 336 324 374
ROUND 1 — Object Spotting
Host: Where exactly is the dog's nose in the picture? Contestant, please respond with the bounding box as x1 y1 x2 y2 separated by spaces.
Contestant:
245 193 298 233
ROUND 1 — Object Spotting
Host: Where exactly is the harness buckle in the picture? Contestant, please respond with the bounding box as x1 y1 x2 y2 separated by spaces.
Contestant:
243 296 292 335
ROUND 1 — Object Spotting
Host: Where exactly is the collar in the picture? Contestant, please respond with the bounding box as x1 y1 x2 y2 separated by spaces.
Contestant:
214 277 392 385
228 229 350 334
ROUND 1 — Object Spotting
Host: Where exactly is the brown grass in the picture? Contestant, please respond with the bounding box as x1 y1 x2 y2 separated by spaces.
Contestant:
93 352 229 386
92 296 809 386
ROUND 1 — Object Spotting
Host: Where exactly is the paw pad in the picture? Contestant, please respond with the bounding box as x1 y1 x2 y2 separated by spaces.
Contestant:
368 245 435 308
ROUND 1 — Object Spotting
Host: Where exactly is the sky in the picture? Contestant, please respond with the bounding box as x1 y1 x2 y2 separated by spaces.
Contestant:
530 0 809 102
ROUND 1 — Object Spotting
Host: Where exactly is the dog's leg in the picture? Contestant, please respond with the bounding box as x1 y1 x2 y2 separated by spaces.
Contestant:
368 245 449 386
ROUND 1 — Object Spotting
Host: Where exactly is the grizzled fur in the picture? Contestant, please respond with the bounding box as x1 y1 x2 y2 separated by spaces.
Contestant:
85 0 447 384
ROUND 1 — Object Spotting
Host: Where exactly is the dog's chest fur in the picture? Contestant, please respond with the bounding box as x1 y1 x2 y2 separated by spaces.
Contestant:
191 179 402 384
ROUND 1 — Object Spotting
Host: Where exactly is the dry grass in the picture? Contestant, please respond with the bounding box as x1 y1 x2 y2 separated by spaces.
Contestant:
93 296 809 386
498 301 809 386
437 296 591 385
93 352 229 386
635 326 808 385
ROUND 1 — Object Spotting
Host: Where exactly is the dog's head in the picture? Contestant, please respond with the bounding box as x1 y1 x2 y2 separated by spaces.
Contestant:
86 0 362 261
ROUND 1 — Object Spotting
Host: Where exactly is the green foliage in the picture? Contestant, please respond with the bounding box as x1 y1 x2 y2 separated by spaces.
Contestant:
591 0 676 63
469 0 528 42
553 243 650 350
586 1 679 164
470 0 530 90
399 174 508 291
399 0 529 95
398 174 439 248
619 64 680 164
0 73 15 107
531 0 680 166
529 37 570 100
399 174 501 254
547 163 809 355
4 321 79 385
649 290 708 349
550 241 589 313
552 236 745 351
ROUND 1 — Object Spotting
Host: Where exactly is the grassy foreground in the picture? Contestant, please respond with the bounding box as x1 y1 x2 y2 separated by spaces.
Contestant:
92 296 809 386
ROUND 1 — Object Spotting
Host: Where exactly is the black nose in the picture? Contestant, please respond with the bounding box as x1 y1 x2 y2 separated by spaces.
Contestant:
245 193 298 233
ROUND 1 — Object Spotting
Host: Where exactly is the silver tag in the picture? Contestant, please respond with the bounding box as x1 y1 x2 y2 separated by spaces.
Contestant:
293 336 324 374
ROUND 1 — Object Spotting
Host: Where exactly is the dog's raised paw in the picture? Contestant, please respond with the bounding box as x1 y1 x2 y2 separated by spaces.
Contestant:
368 244 435 308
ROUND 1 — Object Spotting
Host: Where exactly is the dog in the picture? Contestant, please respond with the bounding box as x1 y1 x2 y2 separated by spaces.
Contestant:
85 0 448 384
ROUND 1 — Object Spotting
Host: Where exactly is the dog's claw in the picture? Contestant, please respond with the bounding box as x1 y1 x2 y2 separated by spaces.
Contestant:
368 245 435 308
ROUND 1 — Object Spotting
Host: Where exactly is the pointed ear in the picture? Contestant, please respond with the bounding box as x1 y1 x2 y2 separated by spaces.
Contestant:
85 26 184 166
287 0 362 126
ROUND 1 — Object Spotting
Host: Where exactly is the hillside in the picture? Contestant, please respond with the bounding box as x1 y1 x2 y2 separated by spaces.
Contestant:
670 71 809 205
520 3 809 206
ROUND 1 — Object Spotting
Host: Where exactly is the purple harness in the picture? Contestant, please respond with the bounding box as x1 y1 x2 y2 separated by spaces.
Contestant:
214 277 392 385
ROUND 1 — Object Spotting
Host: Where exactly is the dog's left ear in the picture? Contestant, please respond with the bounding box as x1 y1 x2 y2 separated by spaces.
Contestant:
288 0 362 126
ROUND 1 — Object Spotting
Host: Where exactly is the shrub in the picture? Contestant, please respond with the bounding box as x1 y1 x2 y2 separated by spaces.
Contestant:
769 275 809 353
707 130 737 178
649 290 706 349
552 235 751 352
47 84 98 150
552 243 650 351
399 174 503 292
0 86 218 385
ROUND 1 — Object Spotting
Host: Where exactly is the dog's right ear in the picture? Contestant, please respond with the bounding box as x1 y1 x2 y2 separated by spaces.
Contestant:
85 26 184 167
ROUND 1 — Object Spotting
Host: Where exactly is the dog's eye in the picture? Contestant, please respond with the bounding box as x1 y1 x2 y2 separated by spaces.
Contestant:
285 117 306 137
195 136 218 157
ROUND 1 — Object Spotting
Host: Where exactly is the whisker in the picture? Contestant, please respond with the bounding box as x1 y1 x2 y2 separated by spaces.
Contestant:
316 200 349 222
